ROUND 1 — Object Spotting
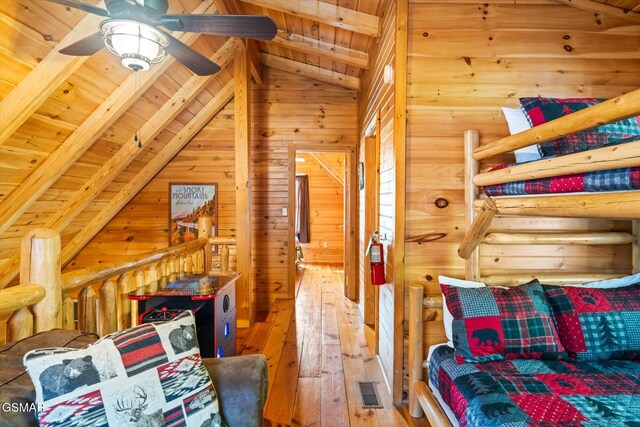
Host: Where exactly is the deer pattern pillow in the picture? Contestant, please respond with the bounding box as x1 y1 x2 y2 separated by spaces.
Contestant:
23 311 225 427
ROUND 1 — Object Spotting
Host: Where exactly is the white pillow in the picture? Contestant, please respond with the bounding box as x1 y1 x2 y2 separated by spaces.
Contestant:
438 276 485 347
571 272 640 289
501 107 541 163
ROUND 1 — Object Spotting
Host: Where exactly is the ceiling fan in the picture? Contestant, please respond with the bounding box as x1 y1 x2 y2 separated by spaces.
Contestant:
43 0 277 75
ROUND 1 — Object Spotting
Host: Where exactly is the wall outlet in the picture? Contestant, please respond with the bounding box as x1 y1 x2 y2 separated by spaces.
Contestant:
282 207 287 216
322 241 328 248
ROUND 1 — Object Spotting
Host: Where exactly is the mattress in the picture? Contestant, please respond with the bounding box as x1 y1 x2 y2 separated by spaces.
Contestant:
427 344 640 426
484 166 640 197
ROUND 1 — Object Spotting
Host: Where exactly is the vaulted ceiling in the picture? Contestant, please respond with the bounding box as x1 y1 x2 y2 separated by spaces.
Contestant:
0 0 639 287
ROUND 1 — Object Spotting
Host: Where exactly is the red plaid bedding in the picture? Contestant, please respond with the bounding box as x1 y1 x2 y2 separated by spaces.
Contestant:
485 166 640 196
428 344 640 426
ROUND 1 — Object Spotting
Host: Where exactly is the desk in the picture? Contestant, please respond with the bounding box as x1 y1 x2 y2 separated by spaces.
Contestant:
129 273 238 358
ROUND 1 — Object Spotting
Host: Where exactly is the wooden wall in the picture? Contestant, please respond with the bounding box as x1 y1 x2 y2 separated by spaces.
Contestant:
405 0 640 352
295 152 345 264
358 0 401 397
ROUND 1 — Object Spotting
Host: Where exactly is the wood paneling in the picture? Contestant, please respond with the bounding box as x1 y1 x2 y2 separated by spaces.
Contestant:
405 0 639 364
295 153 345 264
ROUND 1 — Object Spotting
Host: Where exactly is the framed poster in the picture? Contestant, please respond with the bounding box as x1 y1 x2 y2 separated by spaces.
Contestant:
169 183 217 247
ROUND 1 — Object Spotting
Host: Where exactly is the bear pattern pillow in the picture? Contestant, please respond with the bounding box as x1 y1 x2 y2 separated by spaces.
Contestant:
441 280 565 364
24 311 225 427
543 283 640 361
519 97 640 158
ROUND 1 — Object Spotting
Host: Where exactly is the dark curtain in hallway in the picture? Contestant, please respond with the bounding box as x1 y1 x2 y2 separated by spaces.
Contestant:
295 175 310 243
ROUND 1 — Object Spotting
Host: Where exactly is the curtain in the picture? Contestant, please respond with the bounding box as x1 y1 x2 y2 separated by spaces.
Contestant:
295 175 310 243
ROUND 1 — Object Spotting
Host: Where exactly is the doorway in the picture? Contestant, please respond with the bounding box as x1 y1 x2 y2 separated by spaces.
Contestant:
287 145 357 301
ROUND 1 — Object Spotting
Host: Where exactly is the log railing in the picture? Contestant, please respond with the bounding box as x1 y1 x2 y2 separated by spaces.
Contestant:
0 216 225 344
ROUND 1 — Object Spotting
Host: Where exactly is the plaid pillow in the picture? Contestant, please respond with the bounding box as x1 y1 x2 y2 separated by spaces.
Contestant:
519 97 640 157
543 283 640 361
24 311 225 427
441 280 565 364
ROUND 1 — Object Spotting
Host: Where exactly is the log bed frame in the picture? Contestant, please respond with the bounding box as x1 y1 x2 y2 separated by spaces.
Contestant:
408 89 640 426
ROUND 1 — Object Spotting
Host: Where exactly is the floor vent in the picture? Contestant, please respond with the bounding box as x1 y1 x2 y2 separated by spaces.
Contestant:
358 381 382 408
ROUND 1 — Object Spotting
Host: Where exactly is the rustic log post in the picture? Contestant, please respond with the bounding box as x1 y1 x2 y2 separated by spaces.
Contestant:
98 278 118 336
458 198 497 260
185 253 193 275
7 308 33 342
464 130 480 280
159 259 168 279
145 263 159 292
3 284 46 341
198 216 213 273
20 228 62 333
78 286 97 333
61 295 75 330
409 285 425 418
118 272 134 330
220 244 230 273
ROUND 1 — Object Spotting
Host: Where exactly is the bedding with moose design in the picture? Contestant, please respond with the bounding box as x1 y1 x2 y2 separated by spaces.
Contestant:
484 166 640 196
428 344 640 427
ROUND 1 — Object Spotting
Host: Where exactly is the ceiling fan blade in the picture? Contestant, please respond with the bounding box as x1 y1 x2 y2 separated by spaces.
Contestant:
165 34 221 76
42 0 110 17
59 32 105 56
161 15 277 40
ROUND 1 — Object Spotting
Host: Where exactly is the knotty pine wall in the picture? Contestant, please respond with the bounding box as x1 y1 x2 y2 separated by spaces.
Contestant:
358 0 399 394
70 67 357 314
406 0 639 355
295 153 345 264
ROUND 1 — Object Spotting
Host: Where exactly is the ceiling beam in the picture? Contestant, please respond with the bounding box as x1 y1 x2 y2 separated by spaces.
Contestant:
0 39 236 289
241 0 380 37
260 52 360 91
60 80 235 266
554 0 640 23
308 152 344 187
0 3 105 146
270 30 369 69
214 0 264 84
0 3 215 237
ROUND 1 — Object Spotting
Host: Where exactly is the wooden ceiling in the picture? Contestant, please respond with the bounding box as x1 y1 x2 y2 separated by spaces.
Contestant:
0 0 639 287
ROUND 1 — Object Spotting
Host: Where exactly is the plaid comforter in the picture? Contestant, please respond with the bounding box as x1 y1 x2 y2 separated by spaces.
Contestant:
485 167 640 197
428 344 640 426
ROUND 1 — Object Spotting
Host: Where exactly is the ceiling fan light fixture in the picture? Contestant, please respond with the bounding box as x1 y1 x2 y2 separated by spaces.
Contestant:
101 19 169 71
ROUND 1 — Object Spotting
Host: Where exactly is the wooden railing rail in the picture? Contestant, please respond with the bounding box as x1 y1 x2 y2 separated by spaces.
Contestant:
0 284 45 318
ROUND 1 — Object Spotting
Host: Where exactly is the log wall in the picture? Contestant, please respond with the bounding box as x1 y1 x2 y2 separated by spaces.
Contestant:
295 153 345 264
406 0 640 354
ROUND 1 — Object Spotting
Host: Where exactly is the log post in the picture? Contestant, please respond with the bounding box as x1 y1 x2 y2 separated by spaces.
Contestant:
198 216 213 273
78 286 97 333
118 272 134 330
458 198 497 260
464 130 480 280
98 278 118 336
145 263 159 292
61 295 75 330
409 285 424 418
3 284 46 341
633 221 639 274
7 308 33 342
20 228 62 333
220 244 230 273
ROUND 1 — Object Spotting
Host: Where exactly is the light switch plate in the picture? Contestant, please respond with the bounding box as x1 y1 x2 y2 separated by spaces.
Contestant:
282 207 288 216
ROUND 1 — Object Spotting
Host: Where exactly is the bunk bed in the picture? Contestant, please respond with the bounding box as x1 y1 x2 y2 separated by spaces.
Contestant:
408 89 640 427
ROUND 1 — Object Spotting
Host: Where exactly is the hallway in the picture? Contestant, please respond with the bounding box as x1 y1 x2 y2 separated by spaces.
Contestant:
237 264 410 426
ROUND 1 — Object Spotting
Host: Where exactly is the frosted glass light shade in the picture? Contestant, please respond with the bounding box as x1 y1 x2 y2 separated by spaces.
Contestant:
101 19 169 71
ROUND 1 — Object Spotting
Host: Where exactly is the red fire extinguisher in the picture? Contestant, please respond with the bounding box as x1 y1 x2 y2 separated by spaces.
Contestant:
366 231 385 285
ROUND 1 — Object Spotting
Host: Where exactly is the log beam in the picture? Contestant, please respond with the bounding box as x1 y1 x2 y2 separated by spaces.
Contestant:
0 39 235 288
0 284 45 318
474 141 640 187
481 274 622 286
241 0 380 36
270 31 369 69
458 198 497 260
60 80 235 266
260 53 360 91
0 3 105 145
0 2 215 237
473 191 640 219
554 0 640 23
464 130 480 280
308 152 344 186
483 232 635 245
235 40 253 326
414 381 452 427
473 88 640 161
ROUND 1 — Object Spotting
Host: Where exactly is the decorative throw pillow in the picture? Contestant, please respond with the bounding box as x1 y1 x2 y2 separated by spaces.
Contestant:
441 280 565 364
519 97 640 158
438 276 485 347
501 107 540 163
572 272 640 289
543 283 640 361
23 311 225 427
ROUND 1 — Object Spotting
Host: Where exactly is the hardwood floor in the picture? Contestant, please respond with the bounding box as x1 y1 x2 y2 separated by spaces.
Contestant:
237 263 410 427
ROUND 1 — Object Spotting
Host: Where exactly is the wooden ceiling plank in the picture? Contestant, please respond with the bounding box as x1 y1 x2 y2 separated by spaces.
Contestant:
0 39 235 288
0 3 216 237
270 30 369 69
241 0 380 36
308 152 344 186
60 80 235 266
0 3 105 145
261 52 360 91
554 0 640 22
